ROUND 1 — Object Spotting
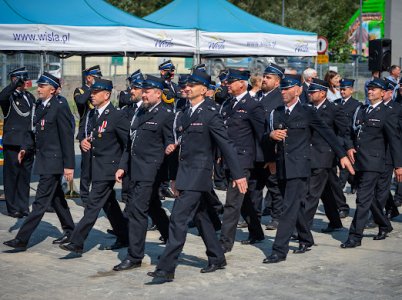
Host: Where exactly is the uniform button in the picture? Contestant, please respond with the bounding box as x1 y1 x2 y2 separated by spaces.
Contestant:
93 155 95 158
93 147 95 150
180 158 183 161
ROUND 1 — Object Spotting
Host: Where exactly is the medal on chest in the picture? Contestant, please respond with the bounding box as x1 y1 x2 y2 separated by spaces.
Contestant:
40 119 45 130
98 120 107 138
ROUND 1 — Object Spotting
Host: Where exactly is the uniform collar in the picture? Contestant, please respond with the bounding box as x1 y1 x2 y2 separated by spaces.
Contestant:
41 96 52 107
286 100 298 113
96 101 110 116
342 96 351 102
190 99 205 113
368 101 382 109
314 98 327 110
235 91 248 102
148 101 161 112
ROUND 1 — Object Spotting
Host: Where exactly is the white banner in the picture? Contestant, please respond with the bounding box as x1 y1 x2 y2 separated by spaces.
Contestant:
199 32 317 56
0 24 196 53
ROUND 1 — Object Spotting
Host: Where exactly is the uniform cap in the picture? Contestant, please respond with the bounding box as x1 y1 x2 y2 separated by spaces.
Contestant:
37 72 60 89
280 74 302 89
141 75 165 90
91 78 113 91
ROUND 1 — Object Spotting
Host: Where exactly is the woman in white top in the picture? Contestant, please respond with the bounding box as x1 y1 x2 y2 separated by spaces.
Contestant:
325 70 341 102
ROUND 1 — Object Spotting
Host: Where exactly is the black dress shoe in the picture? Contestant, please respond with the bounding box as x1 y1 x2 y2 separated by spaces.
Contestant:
237 221 248 228
241 238 264 245
147 270 174 282
321 225 343 233
340 239 361 248
21 211 29 217
8 212 23 218
3 238 27 250
263 254 286 264
265 220 279 230
200 260 227 273
338 210 349 219
52 234 70 245
373 231 388 240
159 236 167 244
113 259 141 271
59 243 83 254
102 240 128 250
293 244 312 254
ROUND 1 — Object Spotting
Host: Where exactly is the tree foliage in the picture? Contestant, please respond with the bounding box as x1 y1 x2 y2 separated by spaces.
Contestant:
107 0 359 62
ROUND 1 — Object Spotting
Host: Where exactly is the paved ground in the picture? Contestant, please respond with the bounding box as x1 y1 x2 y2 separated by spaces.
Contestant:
1 159 402 299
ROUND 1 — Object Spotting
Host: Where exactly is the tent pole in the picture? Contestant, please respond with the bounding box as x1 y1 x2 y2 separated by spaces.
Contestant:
81 56 86 86
195 29 200 64
1 54 7 87
39 53 44 76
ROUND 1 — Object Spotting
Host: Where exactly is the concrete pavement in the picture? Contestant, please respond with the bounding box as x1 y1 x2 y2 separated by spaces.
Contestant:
1 178 402 299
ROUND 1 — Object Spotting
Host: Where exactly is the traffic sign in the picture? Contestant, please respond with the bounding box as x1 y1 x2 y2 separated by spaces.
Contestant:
111 56 124 66
317 54 329 64
317 36 328 54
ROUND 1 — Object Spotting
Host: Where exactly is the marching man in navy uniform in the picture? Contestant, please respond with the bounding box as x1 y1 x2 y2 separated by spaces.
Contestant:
263 74 354 263
113 75 174 271
344 78 402 248
0 67 35 218
4 72 75 250
119 70 145 203
147 70 247 283
73 65 102 206
60 78 129 254
303 78 349 233
219 69 266 252
255 63 285 229
334 78 361 215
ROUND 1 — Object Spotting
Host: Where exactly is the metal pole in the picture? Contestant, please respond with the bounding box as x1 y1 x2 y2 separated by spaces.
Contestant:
195 29 200 64
1 54 7 88
357 0 363 91
39 53 44 76
282 0 285 26
81 56 86 86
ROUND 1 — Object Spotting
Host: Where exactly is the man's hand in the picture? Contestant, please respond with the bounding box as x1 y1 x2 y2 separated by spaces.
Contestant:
80 138 91 152
269 129 287 141
264 162 276 174
394 168 402 182
232 177 248 194
64 169 74 182
115 169 125 183
18 150 26 164
340 156 355 175
347 148 356 164
165 143 177 155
